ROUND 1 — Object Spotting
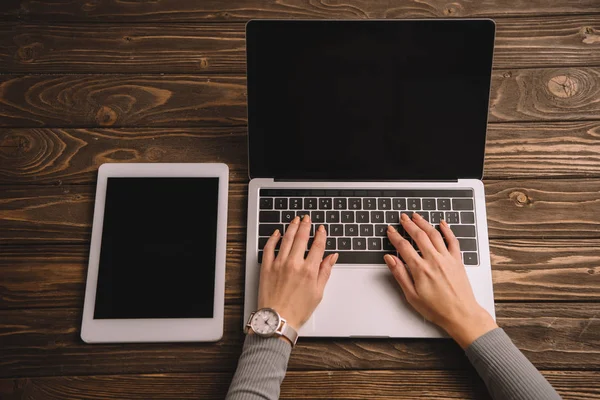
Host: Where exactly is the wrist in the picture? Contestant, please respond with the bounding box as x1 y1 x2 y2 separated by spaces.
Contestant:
444 307 498 349
247 326 294 346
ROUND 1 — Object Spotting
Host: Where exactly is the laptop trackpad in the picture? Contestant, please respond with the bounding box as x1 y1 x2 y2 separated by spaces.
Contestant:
305 266 443 337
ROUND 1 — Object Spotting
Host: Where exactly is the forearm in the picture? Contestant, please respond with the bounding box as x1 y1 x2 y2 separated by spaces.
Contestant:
465 328 562 400
226 334 292 400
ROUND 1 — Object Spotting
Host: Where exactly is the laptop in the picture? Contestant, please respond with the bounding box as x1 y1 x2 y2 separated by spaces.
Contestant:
243 19 496 338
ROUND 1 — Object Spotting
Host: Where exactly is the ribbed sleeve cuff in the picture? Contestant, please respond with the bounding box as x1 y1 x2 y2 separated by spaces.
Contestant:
225 334 292 400
465 328 562 400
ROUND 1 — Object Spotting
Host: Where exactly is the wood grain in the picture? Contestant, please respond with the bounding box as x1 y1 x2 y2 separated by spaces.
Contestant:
1 240 599 311
0 303 598 377
2 0 599 22
1 370 598 400
1 69 599 128
1 17 599 74
0 127 250 184
0 75 247 127
2 122 600 186
2 180 600 245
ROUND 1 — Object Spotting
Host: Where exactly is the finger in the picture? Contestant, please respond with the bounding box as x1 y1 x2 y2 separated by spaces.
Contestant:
401 213 437 256
384 254 418 300
318 252 339 292
387 225 422 268
278 216 300 259
289 214 312 259
440 219 461 260
306 224 327 265
261 229 281 266
411 212 447 254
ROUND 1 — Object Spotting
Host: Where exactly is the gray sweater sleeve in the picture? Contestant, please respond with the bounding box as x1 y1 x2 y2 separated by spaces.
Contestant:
226 334 292 400
465 328 562 400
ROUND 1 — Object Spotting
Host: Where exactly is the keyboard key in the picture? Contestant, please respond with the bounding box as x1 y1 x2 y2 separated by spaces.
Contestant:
408 198 421 210
385 211 399 223
445 212 459 224
319 198 332 209
326 211 340 223
422 199 436 210
463 252 478 265
290 198 302 209
453 198 474 210
416 211 430 222
431 212 444 224
393 198 407 210
338 238 352 250
461 212 475 224
330 224 344 236
450 225 476 237
375 224 388 236
341 211 354 223
259 211 279 222
349 198 362 209
258 237 269 250
275 198 288 209
368 237 382 250
311 211 325 223
353 238 367 250
378 198 391 210
383 238 395 251
364 198 377 210
304 198 317 209
260 198 273 209
296 210 310 219
371 211 385 223
326 238 336 250
259 224 283 237
437 198 451 210
360 224 374 236
356 211 370 223
334 198 347 209
345 224 359 236
458 238 477 251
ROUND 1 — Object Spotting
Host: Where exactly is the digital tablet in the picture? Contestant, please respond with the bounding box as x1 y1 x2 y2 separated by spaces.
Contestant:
81 163 228 343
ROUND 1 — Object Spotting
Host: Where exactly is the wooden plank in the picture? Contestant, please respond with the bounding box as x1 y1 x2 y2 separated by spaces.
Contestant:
2 122 600 186
1 68 599 127
2 179 600 244
1 370 598 400
1 239 599 310
0 304 598 377
0 75 247 128
1 17 599 74
2 0 599 22
0 127 250 184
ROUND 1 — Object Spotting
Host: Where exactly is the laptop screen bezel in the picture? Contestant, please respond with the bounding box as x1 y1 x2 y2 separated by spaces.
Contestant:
246 19 496 181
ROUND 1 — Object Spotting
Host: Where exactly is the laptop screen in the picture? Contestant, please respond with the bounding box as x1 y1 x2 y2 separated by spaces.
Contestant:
247 20 495 181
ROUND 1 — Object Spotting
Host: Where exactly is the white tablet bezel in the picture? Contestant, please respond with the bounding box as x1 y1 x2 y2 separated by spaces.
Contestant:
81 163 229 343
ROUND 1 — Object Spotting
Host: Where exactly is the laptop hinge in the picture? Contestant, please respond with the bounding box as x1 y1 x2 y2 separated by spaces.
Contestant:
274 178 460 183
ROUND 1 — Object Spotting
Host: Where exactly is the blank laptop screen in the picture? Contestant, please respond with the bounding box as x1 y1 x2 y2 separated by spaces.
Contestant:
246 20 495 181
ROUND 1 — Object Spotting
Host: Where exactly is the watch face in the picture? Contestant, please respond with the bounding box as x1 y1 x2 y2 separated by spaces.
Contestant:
251 308 280 336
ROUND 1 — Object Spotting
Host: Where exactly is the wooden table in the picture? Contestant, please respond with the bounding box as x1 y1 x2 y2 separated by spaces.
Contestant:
1 2 599 399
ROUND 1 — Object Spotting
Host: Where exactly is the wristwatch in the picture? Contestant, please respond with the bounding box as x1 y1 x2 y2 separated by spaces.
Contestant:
244 308 298 347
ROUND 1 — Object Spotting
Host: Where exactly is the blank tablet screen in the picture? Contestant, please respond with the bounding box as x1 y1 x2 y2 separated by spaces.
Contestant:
94 177 219 319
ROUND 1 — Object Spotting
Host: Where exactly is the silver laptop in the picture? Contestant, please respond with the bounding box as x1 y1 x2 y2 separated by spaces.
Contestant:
243 19 496 338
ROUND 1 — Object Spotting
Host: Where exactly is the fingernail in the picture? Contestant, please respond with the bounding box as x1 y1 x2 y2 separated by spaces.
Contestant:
292 216 300 224
303 214 311 223
318 224 325 233
387 225 397 233
383 254 395 267
440 219 447 227
331 253 339 265
273 229 280 236
401 213 409 221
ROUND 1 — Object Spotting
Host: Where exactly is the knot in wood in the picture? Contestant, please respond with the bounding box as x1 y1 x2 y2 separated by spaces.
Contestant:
17 45 36 62
547 75 579 98
198 57 209 69
510 191 530 207
81 0 99 12
145 147 165 161
502 71 512 78
443 2 463 16
95 106 118 126
581 26 600 44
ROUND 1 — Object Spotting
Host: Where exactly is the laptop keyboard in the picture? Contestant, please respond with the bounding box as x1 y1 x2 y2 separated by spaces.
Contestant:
257 189 479 266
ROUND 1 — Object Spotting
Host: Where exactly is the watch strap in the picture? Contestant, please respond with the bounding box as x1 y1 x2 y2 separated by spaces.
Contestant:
278 319 298 347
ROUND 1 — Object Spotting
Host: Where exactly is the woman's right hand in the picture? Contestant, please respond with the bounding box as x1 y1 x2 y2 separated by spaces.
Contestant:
384 212 497 349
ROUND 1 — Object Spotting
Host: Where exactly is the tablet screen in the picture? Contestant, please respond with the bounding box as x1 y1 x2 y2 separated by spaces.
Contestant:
94 177 219 319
